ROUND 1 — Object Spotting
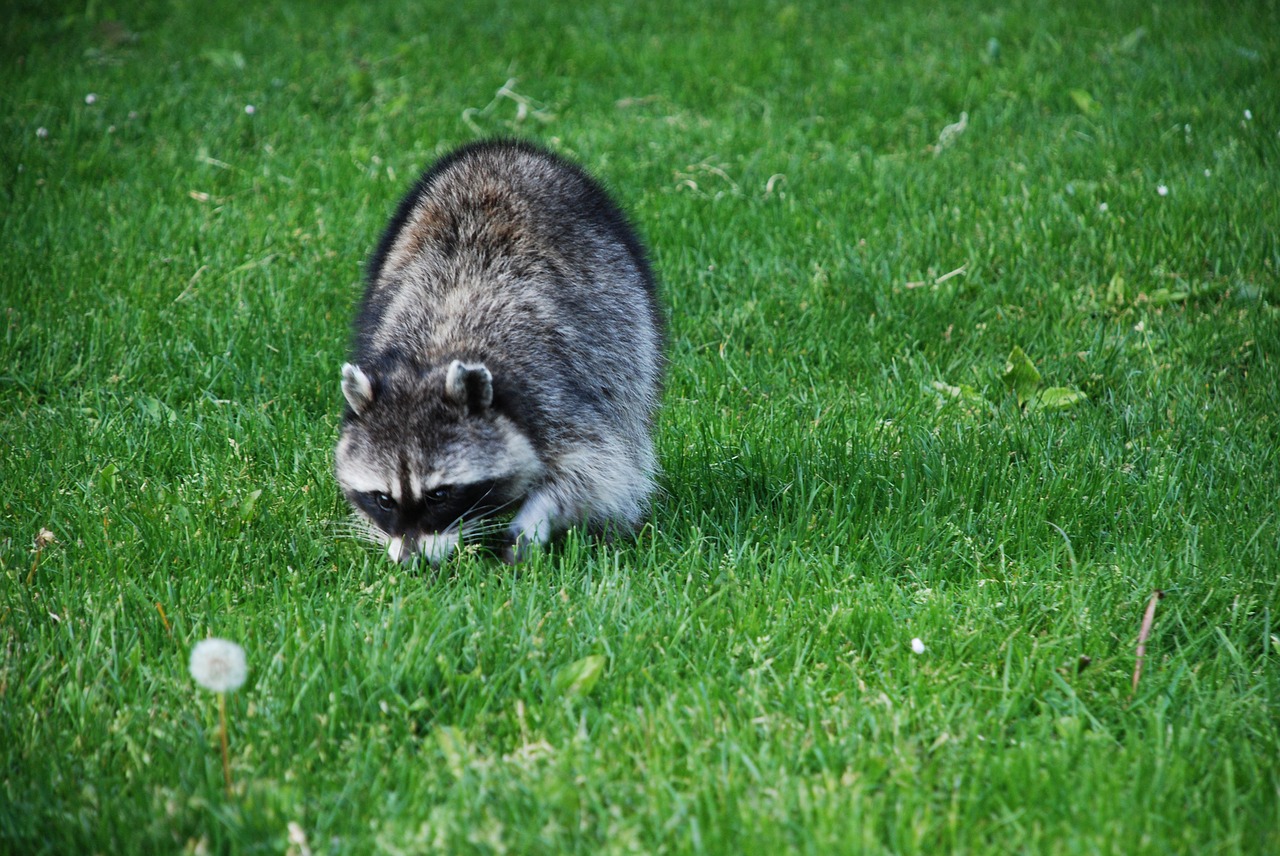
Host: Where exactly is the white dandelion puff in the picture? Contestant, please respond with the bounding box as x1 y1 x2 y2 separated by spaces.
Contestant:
1244 109 1252 121
288 821 312 856
911 637 926 655
85 93 97 105
1098 202 1109 212
189 637 247 797
189 638 248 693
1156 184 1169 197
1204 169 1211 178
36 127 48 139
244 104 256 115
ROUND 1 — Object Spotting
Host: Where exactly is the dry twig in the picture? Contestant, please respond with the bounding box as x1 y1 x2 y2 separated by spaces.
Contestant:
1132 590 1165 693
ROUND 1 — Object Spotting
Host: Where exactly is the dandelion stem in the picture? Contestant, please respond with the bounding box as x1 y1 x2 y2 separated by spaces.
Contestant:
25 549 41 586
155 602 173 639
217 692 233 797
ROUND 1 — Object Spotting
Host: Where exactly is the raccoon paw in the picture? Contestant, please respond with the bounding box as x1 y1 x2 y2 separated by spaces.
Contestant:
504 493 557 564
500 538 530 566
500 525 546 565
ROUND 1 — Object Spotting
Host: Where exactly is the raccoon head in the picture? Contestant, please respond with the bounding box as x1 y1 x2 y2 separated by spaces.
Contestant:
334 359 543 563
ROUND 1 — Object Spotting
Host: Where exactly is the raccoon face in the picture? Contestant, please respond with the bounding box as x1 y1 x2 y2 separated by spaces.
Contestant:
334 360 543 563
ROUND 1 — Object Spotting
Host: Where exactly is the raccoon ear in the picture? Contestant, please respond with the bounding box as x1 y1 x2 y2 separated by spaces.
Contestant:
444 360 493 412
341 363 375 415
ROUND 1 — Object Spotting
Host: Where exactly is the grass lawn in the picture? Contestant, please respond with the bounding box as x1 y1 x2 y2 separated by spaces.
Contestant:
3 0 1278 852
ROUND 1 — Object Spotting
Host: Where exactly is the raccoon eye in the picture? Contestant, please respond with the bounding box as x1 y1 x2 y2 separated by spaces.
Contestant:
374 492 396 511
425 486 453 503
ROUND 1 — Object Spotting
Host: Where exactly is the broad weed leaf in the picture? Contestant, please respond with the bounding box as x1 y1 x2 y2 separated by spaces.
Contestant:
1028 387 1088 412
1069 89 1100 116
239 489 263 523
1148 288 1190 307
552 654 607 700
1001 346 1042 406
931 380 987 403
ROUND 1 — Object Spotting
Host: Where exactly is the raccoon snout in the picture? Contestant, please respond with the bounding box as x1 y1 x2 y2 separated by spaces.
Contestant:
386 532 458 565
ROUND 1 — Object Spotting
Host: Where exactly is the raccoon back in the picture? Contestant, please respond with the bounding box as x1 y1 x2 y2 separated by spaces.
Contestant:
351 139 664 460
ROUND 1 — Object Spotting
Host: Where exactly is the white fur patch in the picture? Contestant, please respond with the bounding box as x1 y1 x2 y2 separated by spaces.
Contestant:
444 360 493 409
341 363 374 414
335 447 390 496
510 490 559 547
425 419 544 494
423 462 479 493
552 443 652 523
419 531 459 564
388 532 458 565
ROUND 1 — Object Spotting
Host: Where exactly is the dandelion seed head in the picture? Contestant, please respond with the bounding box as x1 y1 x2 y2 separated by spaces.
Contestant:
244 104 256 115
85 93 97 105
1244 109 1252 121
189 638 248 693
287 822 310 853
1157 184 1169 196
1098 202 1108 212
1204 169 1211 177
911 637 926 655
36 127 49 139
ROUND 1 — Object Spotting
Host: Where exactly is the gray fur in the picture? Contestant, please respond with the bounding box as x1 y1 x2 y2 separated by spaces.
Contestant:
334 139 663 564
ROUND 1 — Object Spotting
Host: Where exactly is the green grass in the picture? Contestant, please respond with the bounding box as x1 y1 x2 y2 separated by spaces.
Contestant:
3 0 1279 852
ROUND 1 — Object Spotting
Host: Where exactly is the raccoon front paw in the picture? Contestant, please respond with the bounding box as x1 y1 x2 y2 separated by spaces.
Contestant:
504 493 557 564
500 537 530 566
502 526 554 565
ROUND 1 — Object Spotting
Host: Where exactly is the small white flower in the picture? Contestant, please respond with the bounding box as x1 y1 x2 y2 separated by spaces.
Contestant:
1156 184 1169 196
1244 109 1252 121
85 93 97 105
1098 202 1108 212
36 127 48 138
288 822 311 856
244 104 256 115
911 637 926 655
189 638 248 693
1204 169 1211 178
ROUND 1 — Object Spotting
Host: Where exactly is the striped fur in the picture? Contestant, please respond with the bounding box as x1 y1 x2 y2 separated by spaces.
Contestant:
334 140 663 564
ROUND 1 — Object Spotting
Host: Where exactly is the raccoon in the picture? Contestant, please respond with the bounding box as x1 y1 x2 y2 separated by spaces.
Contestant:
334 139 664 565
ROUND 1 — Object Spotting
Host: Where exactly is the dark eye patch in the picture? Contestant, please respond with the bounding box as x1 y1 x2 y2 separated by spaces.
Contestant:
424 486 454 503
351 480 511 537
411 479 507 532
353 490 402 534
